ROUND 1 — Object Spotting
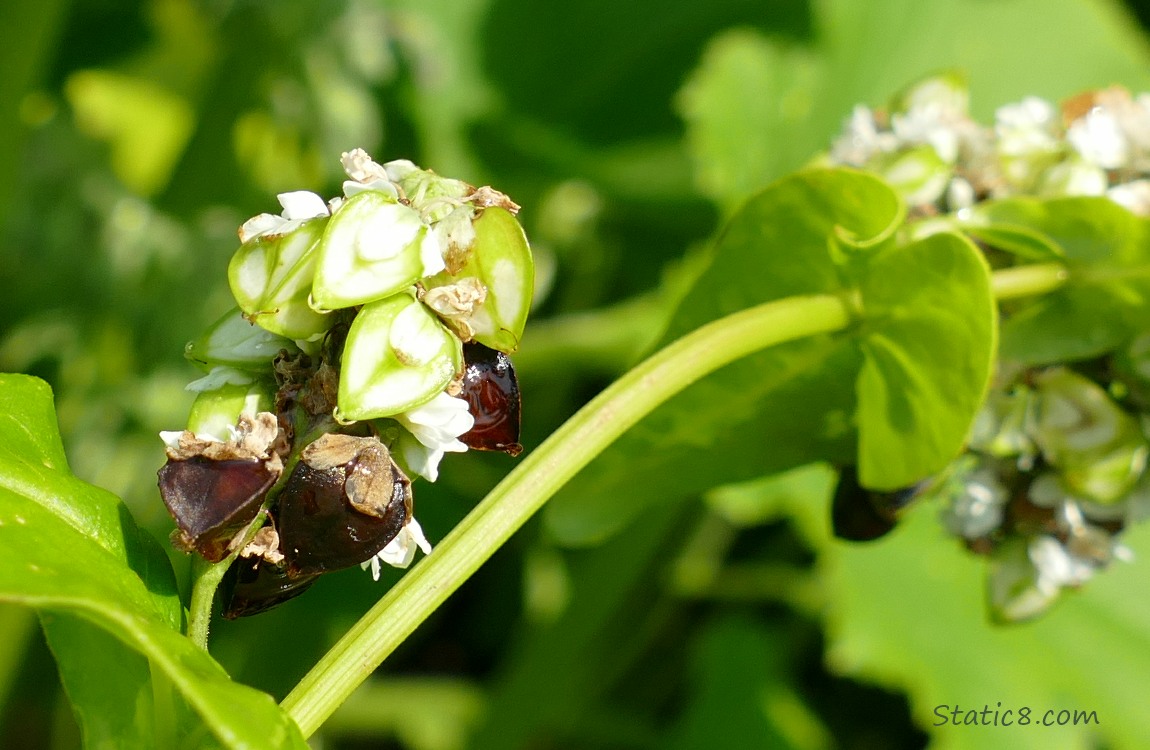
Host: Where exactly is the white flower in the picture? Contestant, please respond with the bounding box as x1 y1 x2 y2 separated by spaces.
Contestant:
1028 535 1095 594
341 148 401 199
395 392 474 481
1038 157 1107 197
830 106 898 166
892 106 961 164
995 97 1060 157
361 517 432 579
1107 180 1150 216
238 191 330 243
1068 107 1130 169
942 465 1008 538
422 277 487 338
946 176 976 211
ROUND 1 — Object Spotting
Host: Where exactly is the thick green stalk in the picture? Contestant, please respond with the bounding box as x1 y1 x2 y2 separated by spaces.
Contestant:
280 292 854 735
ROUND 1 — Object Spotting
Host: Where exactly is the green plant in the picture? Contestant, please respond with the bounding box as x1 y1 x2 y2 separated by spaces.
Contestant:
5 10 1150 744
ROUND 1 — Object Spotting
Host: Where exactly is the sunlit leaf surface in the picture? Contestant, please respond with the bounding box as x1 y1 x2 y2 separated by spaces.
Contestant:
0 375 306 749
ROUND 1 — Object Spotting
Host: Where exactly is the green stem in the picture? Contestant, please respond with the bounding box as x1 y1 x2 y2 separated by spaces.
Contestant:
991 262 1068 300
280 292 854 736
187 555 229 650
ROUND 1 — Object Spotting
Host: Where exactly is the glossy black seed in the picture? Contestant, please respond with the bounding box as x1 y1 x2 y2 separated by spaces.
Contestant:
276 455 409 578
157 456 277 562
831 466 926 542
460 342 522 456
219 556 318 619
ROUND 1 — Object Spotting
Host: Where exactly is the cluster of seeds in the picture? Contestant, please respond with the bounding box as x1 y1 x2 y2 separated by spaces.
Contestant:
159 150 531 616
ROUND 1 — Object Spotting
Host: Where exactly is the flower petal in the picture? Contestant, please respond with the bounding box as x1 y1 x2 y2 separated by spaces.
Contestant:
277 190 330 222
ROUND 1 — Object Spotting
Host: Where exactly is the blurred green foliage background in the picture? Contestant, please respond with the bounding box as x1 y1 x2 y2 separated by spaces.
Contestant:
4 0 1150 748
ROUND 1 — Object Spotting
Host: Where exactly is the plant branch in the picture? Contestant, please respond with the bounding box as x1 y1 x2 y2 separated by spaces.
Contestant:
280 292 854 736
187 555 228 650
990 262 1068 300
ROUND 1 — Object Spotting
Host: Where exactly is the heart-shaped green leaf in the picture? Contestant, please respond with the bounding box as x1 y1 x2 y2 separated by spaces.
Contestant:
546 168 994 542
855 232 995 489
0 374 307 749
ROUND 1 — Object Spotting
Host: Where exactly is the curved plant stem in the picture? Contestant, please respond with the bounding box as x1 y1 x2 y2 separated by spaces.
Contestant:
280 292 854 736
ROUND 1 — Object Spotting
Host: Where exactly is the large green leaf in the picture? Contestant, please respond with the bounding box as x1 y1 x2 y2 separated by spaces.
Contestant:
546 169 993 543
39 614 164 749
971 197 1150 364
0 374 307 749
0 374 178 621
675 30 821 212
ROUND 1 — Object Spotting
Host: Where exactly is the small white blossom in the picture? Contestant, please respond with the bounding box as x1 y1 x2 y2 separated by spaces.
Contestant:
395 392 474 481
361 517 433 579
1039 157 1107 196
238 191 330 243
995 97 1060 157
1068 107 1130 169
341 148 400 199
1028 535 1095 594
946 176 976 211
1107 179 1150 216
942 465 1009 538
892 106 961 164
830 106 898 166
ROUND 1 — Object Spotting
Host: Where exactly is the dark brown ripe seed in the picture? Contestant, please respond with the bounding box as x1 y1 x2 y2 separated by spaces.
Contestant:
460 342 522 456
277 436 411 577
219 556 319 619
157 456 277 562
831 466 926 542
